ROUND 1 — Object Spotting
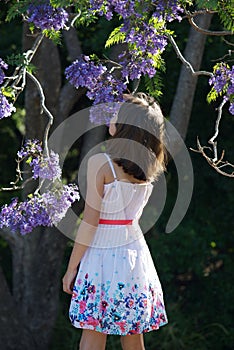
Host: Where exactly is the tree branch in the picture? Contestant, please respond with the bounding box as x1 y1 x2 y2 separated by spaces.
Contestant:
208 99 227 162
191 138 234 177
168 34 213 77
185 10 217 17
190 97 234 177
186 13 233 36
3 34 44 101
0 177 33 192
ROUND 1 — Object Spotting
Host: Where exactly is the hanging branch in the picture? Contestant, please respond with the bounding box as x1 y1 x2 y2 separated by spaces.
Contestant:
0 34 48 192
168 32 234 177
1 71 55 193
26 71 54 157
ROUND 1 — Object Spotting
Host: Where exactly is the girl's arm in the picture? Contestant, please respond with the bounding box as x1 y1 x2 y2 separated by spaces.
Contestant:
62 154 105 294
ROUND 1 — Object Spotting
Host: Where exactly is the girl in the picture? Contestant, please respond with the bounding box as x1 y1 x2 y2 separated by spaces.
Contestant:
62 93 168 350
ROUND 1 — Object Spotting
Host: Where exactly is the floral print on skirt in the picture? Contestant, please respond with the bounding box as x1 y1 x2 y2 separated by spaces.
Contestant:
69 237 168 335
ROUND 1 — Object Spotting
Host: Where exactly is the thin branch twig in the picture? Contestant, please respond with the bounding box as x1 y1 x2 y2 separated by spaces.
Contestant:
191 138 234 178
223 38 234 47
190 102 234 177
208 99 227 162
0 177 34 192
211 50 234 62
168 35 213 77
185 10 217 17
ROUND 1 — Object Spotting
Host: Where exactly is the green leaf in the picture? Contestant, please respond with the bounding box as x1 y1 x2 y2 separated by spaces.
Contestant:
26 63 37 74
50 0 73 7
144 73 164 101
6 53 26 66
150 53 166 71
1 87 15 100
42 29 62 45
6 0 32 22
74 11 98 27
50 0 89 9
28 22 35 33
207 87 219 103
6 54 37 73
217 0 234 31
26 156 32 164
105 25 126 49
195 0 219 10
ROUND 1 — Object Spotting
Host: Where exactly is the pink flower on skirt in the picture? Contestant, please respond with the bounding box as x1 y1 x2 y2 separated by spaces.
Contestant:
79 300 87 313
87 316 99 327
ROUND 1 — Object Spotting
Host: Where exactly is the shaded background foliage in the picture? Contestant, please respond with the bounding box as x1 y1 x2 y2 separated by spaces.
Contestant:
0 3 233 350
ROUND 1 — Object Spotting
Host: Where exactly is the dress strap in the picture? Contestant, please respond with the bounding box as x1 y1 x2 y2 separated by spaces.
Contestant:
104 153 117 181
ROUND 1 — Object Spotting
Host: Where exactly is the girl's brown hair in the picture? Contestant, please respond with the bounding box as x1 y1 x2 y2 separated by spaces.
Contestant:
107 92 167 181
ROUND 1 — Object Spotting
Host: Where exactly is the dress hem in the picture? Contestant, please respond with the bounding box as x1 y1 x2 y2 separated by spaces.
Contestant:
70 320 168 336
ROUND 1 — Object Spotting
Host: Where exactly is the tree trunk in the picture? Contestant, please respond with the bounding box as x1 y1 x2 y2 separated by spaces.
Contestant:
0 263 36 350
169 14 213 143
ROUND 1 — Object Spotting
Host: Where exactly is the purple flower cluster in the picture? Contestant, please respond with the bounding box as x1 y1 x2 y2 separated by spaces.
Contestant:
17 139 43 158
31 150 62 180
89 102 122 125
89 0 137 20
0 196 50 235
66 55 126 123
152 0 184 22
120 50 156 80
0 184 79 235
0 91 16 119
65 55 107 90
18 140 62 181
90 0 184 22
1 139 79 235
123 21 167 56
42 184 80 225
0 58 8 85
27 2 69 31
209 64 228 93
209 63 234 115
86 74 126 104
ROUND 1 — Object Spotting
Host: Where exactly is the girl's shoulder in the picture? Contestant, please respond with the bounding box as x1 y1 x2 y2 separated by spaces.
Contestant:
87 153 109 175
87 152 107 165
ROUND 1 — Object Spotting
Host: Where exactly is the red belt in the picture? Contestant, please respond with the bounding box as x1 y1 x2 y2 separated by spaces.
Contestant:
99 219 133 225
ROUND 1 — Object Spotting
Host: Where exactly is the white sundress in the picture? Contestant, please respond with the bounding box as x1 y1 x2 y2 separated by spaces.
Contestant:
69 153 168 335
